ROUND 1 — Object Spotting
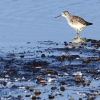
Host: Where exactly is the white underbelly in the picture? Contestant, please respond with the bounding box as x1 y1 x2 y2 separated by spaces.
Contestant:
68 22 86 31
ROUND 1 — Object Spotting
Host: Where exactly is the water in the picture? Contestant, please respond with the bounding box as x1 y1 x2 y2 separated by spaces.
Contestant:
0 0 100 52
0 1 100 100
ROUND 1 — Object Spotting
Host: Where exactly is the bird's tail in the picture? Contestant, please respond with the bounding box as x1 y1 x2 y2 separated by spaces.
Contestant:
86 22 93 26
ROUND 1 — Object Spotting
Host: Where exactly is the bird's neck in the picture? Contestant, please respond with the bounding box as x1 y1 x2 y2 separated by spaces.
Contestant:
65 14 72 23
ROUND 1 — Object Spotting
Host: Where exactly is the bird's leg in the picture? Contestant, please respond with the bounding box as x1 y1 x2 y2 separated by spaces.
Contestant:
76 30 80 38
77 33 80 38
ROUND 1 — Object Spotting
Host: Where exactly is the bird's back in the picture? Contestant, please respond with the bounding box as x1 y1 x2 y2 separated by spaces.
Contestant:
71 16 87 25
71 16 93 26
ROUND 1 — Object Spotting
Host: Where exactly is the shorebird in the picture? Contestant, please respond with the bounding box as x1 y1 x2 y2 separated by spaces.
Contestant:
55 11 93 38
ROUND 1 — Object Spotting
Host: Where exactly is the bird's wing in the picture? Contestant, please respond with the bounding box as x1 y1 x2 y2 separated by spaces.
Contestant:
71 16 86 25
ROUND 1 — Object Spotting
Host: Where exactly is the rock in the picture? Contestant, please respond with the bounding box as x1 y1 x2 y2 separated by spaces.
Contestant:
29 88 34 92
41 54 45 57
20 54 24 58
48 94 55 99
61 66 66 70
83 58 90 63
43 70 58 75
34 90 41 95
51 86 57 90
36 76 41 80
73 71 82 78
25 86 30 90
18 95 23 99
60 81 66 86
30 95 36 100
86 69 95 73
60 86 65 91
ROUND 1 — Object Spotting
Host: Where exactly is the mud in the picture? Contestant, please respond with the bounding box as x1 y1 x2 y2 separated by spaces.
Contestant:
0 38 100 100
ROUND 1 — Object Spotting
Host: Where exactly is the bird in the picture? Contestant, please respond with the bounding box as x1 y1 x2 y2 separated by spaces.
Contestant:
55 11 93 38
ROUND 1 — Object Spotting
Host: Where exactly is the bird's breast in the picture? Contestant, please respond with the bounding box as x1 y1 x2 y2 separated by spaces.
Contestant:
68 21 86 31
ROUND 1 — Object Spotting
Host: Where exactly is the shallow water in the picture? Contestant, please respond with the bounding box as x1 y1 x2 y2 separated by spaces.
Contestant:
0 1 100 100
0 0 100 51
0 39 100 100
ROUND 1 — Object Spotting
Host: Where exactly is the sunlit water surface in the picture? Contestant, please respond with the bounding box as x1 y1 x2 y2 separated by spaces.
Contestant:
0 0 100 52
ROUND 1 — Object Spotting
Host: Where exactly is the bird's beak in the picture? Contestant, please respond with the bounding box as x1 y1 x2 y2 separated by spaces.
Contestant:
55 14 61 18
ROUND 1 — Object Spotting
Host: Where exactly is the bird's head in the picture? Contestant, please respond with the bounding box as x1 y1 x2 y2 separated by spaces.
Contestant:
55 11 70 18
